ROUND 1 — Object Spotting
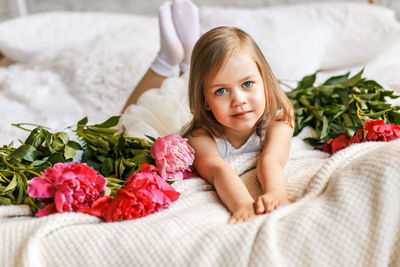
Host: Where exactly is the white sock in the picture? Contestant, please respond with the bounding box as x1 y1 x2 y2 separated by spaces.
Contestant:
172 0 200 73
151 1 184 77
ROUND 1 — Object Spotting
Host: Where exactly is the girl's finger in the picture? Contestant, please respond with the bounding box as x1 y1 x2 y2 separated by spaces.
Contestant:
228 216 236 224
255 198 265 214
266 200 276 212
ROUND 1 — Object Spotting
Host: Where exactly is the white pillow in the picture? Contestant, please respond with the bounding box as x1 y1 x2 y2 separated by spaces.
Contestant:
200 2 400 79
0 12 154 63
27 15 160 123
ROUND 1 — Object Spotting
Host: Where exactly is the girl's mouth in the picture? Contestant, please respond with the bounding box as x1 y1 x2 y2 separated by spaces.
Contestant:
232 111 252 119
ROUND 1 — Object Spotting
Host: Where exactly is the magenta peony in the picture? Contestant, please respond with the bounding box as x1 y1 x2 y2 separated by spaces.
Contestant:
27 162 106 217
124 163 180 211
150 134 195 180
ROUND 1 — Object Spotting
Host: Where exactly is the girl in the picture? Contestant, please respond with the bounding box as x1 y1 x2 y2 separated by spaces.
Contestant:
122 0 294 224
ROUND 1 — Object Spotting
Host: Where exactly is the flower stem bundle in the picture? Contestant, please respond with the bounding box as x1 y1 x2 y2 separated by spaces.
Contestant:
285 69 400 148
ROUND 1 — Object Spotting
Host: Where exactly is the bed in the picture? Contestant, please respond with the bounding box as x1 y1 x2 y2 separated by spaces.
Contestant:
1 2 400 266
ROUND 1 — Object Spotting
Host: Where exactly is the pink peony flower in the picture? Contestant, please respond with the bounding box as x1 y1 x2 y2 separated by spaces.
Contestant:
124 164 180 211
27 163 106 217
89 189 154 222
150 134 195 180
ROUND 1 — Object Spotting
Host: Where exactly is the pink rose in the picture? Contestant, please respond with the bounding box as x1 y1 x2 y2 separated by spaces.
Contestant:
125 164 180 211
150 134 195 180
90 189 154 222
27 163 106 217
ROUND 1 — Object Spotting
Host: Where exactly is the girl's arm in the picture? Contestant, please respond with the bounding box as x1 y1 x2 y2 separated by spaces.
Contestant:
188 129 256 224
255 117 294 213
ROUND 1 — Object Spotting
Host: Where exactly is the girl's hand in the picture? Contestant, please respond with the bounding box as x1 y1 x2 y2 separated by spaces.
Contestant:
228 203 256 224
255 190 290 214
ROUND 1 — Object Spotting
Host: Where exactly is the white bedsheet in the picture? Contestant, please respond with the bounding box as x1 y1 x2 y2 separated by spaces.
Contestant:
1 126 400 267
1 5 400 267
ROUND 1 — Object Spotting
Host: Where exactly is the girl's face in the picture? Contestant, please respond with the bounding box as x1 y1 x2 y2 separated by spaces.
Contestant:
204 50 266 137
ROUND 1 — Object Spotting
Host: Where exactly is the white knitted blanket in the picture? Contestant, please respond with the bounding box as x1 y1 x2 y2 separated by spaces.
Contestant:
1 6 400 265
1 76 400 267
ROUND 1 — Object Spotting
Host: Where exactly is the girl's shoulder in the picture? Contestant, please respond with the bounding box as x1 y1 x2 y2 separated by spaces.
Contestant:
187 127 212 139
186 127 220 156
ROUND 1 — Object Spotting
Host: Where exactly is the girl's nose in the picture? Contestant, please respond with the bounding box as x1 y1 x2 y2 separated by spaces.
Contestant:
231 89 247 107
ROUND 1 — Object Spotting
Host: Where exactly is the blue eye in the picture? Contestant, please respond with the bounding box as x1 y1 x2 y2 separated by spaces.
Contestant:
215 88 227 96
243 81 254 88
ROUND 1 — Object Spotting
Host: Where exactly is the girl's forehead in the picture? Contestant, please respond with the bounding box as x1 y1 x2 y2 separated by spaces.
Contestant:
205 53 259 84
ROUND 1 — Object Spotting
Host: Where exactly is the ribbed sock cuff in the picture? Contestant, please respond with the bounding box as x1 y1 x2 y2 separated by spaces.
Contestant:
179 61 190 74
150 54 176 77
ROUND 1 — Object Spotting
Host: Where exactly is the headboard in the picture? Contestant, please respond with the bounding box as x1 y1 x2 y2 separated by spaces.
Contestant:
14 0 378 18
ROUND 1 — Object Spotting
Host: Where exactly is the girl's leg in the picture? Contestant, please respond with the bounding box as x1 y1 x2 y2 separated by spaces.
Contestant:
121 69 166 113
121 1 183 114
172 0 200 74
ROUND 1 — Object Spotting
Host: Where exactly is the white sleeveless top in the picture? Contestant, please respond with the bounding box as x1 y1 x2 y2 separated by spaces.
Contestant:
213 131 264 159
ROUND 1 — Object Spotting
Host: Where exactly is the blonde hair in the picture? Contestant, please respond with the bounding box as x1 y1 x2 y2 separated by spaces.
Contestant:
182 26 294 138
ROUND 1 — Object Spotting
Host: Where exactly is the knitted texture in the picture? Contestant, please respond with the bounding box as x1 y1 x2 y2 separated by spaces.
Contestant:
1 138 400 267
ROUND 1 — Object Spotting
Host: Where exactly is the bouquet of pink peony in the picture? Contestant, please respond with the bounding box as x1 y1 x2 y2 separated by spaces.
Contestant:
1 116 195 222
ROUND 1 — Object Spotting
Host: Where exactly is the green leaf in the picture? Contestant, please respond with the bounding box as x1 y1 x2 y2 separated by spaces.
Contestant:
77 117 88 126
101 158 115 176
86 126 118 135
320 116 330 140
94 116 121 128
339 68 364 88
47 153 65 164
145 135 157 142
9 144 38 163
55 132 69 145
16 174 25 204
64 144 77 160
67 140 83 150
322 72 350 86
0 196 11 205
298 73 317 89
4 174 18 192
25 127 46 148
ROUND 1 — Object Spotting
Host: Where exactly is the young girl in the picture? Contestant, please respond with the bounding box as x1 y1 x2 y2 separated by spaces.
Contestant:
122 0 294 225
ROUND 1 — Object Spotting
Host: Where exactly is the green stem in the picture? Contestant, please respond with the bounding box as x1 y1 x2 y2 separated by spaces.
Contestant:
0 172 11 183
11 123 51 132
0 147 14 152
360 108 393 117
23 169 42 178
0 154 17 170
355 101 362 121
0 155 41 177
278 80 295 90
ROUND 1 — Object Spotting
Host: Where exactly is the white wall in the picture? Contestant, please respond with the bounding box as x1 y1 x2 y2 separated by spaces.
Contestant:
1 0 399 21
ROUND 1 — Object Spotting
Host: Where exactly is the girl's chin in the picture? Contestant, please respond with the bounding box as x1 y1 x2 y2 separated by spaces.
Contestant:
222 124 257 134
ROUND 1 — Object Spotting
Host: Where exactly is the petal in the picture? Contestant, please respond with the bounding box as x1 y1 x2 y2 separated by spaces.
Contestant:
36 203 58 217
88 196 112 217
94 174 106 191
150 138 167 160
54 188 72 212
27 177 54 198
